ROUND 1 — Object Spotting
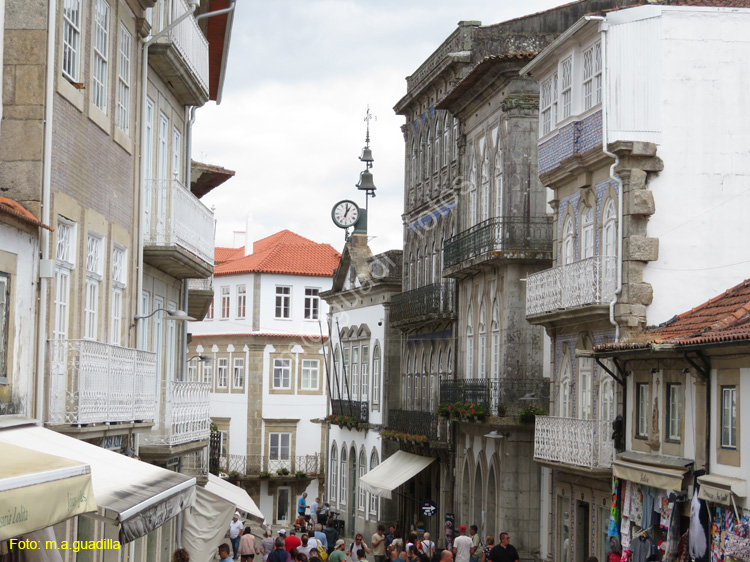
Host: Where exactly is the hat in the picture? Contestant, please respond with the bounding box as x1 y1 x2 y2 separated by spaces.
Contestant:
459 525 467 532
278 529 287 535
335 540 346 548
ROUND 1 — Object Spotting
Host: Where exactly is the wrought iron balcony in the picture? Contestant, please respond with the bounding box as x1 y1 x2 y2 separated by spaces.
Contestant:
143 178 215 279
525 256 617 318
47 339 157 426
534 416 614 469
148 0 210 106
330 399 369 423
439 377 549 416
188 275 213 321
222 454 321 477
142 381 211 448
443 216 553 274
385 409 449 443
390 280 456 327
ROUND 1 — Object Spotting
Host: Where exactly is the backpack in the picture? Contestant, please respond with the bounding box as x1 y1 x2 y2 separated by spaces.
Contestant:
317 545 329 561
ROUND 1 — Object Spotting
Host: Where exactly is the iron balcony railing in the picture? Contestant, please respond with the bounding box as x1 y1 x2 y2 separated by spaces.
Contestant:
443 216 553 269
439 377 549 416
155 0 209 93
188 275 213 291
222 454 321 476
143 381 211 447
47 339 157 425
525 256 617 317
330 399 369 423
386 409 449 442
390 280 456 325
534 416 615 469
144 178 215 267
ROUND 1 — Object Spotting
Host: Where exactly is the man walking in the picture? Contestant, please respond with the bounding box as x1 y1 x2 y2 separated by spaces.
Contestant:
488 533 519 562
229 512 244 560
323 522 339 555
453 525 473 562
441 551 454 562
310 497 321 527
372 525 387 562
330 540 347 562
219 544 235 562
469 525 481 562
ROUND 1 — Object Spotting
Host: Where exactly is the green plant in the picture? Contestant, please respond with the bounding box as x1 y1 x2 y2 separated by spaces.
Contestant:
296 471 307 479
260 471 271 479
437 403 451 417
379 430 428 443
277 468 290 476
210 421 219 432
497 403 507 417
518 402 547 423
446 402 489 420
325 414 358 426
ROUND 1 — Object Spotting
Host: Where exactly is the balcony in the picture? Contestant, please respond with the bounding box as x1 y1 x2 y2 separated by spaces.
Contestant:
439 377 549 416
47 340 157 426
525 256 616 320
443 216 553 277
331 399 369 423
223 454 321 478
143 178 215 279
534 416 614 470
188 276 213 321
386 409 449 444
140 381 211 461
390 280 455 328
148 0 209 106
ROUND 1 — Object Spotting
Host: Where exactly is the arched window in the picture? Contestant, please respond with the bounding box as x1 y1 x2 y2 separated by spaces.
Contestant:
452 118 458 161
434 121 441 170
481 148 490 221
333 345 341 400
494 149 503 217
422 374 428 411
330 446 338 502
602 199 617 286
408 252 414 291
466 307 474 378
369 452 379 515
578 357 593 420
447 347 453 375
406 374 411 408
358 450 367 511
411 141 417 186
559 354 573 417
418 135 424 183
426 129 432 181
478 303 487 378
432 241 439 283
415 248 421 288
340 447 348 504
581 206 594 259
562 216 575 265
372 343 381 405
443 114 450 165
470 154 478 226
600 373 616 422
491 301 500 378
424 244 431 285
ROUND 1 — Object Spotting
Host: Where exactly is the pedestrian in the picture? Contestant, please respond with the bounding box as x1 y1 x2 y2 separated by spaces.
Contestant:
487 533 518 562
311 497 321 527
453 525 473 562
318 504 330 526
286 530 302 553
229 512 244 560
440 551 454 562
347 534 371 562
406 533 418 556
358 550 368 562
219 544 235 562
262 530 275 562
314 524 328 551
386 525 396 548
421 533 436 560
269 538 291 562
330 540 348 562
239 527 260 562
408 545 421 562
172 548 190 562
389 531 405 562
323 522 339 554
298 492 309 520
372 524 387 562
297 554 309 562
469 525 481 562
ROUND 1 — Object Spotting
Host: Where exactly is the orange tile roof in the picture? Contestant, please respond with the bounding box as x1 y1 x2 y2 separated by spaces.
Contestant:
214 230 340 277
0 197 53 231
595 279 750 351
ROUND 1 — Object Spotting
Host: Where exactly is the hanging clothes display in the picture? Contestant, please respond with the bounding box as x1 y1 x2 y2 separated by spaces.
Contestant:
622 479 634 550
610 477 622 537
690 486 711 562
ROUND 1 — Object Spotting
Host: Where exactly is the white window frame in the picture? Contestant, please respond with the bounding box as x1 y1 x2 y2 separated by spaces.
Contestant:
358 450 366 511
329 446 338 502
560 57 573 121
110 246 126 345
666 382 681 441
270 433 291 460
84 233 104 341
0 274 10 382
559 355 573 417
153 295 164 373
220 286 230 319
636 382 650 438
92 0 110 112
236 285 246 319
301 359 319 390
583 41 602 111
275 286 291 319
304 287 320 320
369 452 379 515
351 345 359 399
582 206 594 259
273 358 292 389
165 300 176 379
172 127 182 182
562 216 575 265
372 344 381 404
54 219 76 345
217 357 229 388
578 358 593 420
233 357 245 389
721 386 737 449
361 345 369 401
62 0 82 82
340 448 347 504
116 23 132 133
202 361 213 385
540 73 558 137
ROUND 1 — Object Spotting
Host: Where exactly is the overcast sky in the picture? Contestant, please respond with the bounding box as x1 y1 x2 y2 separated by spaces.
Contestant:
192 0 568 255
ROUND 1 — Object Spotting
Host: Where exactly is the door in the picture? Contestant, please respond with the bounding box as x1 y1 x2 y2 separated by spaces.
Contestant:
277 486 291 525
575 501 590 562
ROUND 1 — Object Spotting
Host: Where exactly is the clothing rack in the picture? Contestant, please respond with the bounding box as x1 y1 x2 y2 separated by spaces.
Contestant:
631 526 654 540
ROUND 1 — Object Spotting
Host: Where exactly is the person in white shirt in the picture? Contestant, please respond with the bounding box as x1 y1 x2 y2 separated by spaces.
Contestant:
421 533 436 560
453 526 473 562
347 534 371 562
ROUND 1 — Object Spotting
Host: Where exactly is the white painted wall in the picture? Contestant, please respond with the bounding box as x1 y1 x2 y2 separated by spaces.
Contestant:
259 273 331 336
189 272 256 336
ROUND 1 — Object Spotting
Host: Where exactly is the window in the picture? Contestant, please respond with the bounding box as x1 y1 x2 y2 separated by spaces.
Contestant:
583 41 602 111
139 292 149 350
116 24 132 132
270 433 291 460
304 288 320 320
92 0 110 112
236 285 246 318
602 200 617 280
301 359 319 390
600 376 615 422
426 130 432 180
206 300 214 320
666 383 681 441
452 118 458 161
144 97 154 200
54 220 75 345
158 112 169 181
411 141 417 186
466 308 474 378
62 0 82 81
559 355 573 417
220 286 230 319
330 446 338 502
273 358 291 389
491 302 500 377
581 206 594 259
562 216 575 265
340 448 347 504
443 114 450 166
351 346 359 399
110 247 126 345
478 305 486 378
0 274 9 381
372 344 381 404
560 57 573 120
540 73 558 136
358 450 366 511
217 358 228 388
187 360 197 382
578 358 593 420
721 386 737 448
153 296 164 374
369 452 379 515
361 345 369 400
494 149 503 217
233 358 245 389
202 361 213 385
84 234 103 340
275 286 291 319
434 121 441 170
481 150 490 221
172 127 182 182
636 382 650 438
342 347 350 398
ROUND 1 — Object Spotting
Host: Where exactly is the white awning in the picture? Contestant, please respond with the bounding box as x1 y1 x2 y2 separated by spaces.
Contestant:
359 451 435 499
0 424 195 543
697 473 747 505
0 441 97 541
612 459 688 491
182 475 266 562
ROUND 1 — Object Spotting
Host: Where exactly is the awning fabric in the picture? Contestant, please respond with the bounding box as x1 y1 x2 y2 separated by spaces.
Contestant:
0 425 195 544
0 442 97 541
697 474 747 505
359 451 435 500
182 475 266 562
612 460 688 491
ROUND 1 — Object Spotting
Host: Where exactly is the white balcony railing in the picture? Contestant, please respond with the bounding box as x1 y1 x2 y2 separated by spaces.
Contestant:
144 178 215 266
143 380 211 447
188 276 213 291
526 256 616 316
534 416 614 469
47 340 157 425
155 0 209 93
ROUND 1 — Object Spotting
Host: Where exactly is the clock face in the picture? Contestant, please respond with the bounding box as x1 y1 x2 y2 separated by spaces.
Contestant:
332 200 360 228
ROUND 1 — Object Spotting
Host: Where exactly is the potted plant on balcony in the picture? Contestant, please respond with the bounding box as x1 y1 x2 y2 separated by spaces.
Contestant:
518 403 547 424
295 471 307 479
437 403 451 418
260 471 271 479
277 468 290 476
497 403 507 418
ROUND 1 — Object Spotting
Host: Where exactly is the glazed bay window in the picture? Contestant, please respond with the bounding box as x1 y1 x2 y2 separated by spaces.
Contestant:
62 0 82 82
110 246 126 345
84 234 103 340
92 0 110 112
721 386 737 448
206 300 214 320
666 383 682 442
54 220 75 345
273 358 291 389
372 345 381 404
560 57 573 120
233 358 245 389
269 433 291 461
116 24 132 132
275 286 291 319
351 346 359 398
361 345 369 400
635 382 650 438
220 286 230 319
217 358 228 388
236 285 246 318
582 41 602 110
304 288 320 320
301 359 319 390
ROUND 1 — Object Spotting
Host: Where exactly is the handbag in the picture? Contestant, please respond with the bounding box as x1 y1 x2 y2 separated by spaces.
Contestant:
317 545 329 561
725 533 750 562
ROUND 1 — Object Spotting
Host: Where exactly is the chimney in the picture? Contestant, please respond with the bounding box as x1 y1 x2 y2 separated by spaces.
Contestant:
232 230 245 248
245 213 253 256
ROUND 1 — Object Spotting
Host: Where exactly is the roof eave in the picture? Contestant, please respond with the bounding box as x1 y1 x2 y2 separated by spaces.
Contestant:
519 17 593 77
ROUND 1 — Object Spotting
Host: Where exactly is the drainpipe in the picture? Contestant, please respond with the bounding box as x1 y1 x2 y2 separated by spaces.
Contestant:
36 0 57 422
586 16 624 342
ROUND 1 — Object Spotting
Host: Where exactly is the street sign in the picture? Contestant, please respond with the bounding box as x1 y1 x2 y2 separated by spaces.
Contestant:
421 500 437 517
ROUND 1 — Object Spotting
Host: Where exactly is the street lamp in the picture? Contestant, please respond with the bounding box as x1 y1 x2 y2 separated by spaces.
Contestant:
187 354 213 363
134 308 196 322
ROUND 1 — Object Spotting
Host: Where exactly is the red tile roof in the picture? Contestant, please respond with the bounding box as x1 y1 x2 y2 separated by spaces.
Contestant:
595 279 750 351
214 230 340 277
0 197 53 231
